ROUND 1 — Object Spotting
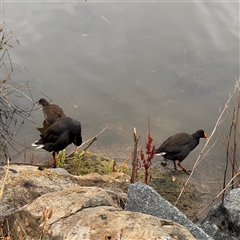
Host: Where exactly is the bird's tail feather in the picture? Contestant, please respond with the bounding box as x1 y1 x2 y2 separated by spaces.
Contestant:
155 152 166 156
32 142 44 149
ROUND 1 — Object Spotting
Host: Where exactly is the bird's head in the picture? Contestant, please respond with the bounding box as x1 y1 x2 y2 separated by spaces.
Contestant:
37 98 49 107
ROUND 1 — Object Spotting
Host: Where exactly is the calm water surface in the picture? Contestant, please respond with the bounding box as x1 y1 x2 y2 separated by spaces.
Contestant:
2 1 239 219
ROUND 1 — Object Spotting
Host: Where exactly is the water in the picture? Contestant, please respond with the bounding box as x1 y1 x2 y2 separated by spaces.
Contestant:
1 1 239 220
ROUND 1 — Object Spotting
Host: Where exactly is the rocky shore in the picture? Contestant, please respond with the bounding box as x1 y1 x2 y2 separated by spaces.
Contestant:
1 164 239 239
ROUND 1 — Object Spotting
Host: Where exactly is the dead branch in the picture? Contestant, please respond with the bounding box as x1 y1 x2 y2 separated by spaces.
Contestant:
175 77 240 206
231 91 240 188
0 159 10 199
192 171 240 222
217 127 233 201
66 125 108 158
130 128 140 183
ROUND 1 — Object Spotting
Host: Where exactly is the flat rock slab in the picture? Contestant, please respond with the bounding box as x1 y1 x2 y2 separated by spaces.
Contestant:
7 186 194 240
0 165 129 217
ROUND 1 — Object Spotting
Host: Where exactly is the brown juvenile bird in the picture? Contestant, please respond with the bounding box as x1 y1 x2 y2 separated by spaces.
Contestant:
155 129 208 174
37 98 66 125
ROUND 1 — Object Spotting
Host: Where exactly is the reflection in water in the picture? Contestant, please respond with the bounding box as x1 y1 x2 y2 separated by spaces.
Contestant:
2 2 239 220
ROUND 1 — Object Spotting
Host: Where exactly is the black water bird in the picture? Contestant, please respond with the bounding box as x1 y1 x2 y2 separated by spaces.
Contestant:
155 129 208 173
32 116 82 167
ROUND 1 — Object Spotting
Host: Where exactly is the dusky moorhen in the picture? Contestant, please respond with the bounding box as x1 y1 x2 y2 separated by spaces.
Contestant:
32 116 82 167
155 129 208 173
37 98 66 125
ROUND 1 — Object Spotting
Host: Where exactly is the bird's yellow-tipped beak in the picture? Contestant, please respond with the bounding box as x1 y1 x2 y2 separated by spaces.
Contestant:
204 132 208 139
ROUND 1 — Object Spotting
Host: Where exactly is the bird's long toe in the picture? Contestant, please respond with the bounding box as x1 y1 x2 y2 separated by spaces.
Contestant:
177 161 191 174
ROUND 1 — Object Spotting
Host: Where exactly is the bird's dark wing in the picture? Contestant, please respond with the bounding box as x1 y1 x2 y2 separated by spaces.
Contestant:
40 121 68 144
43 130 71 152
160 133 190 154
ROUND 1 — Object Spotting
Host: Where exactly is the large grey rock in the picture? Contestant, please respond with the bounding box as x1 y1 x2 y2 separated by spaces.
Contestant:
125 181 213 240
201 188 240 240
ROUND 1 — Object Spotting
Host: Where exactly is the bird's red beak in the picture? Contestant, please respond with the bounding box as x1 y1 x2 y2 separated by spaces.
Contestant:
204 132 208 139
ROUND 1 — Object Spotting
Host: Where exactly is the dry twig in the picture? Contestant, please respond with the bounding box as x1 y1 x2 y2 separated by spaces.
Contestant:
130 128 140 183
175 77 240 206
192 171 240 222
0 159 10 199
66 125 108 158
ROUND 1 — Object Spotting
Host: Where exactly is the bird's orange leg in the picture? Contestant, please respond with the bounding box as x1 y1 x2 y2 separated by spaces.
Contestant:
173 161 177 170
52 152 57 168
177 161 190 174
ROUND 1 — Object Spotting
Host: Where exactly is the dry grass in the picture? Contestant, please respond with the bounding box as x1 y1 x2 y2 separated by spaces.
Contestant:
0 24 36 162
173 77 240 220
0 23 37 240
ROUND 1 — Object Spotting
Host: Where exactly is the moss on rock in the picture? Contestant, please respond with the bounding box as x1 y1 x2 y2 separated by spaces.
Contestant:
61 151 200 219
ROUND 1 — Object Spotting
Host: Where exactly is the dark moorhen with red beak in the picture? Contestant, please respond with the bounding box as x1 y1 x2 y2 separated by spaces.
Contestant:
32 116 82 167
155 129 208 174
37 98 66 125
